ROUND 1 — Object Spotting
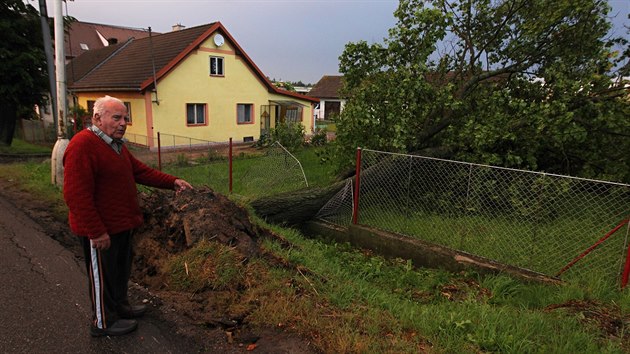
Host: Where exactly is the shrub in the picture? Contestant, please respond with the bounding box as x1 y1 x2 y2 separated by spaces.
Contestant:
254 132 271 148
271 122 305 151
309 128 328 147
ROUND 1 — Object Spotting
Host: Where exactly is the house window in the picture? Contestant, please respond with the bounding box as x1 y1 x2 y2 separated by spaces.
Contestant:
209 56 224 76
285 107 300 123
123 102 132 124
186 103 206 125
237 104 253 124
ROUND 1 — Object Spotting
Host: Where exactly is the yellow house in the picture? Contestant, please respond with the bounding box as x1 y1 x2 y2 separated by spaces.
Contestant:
67 22 318 147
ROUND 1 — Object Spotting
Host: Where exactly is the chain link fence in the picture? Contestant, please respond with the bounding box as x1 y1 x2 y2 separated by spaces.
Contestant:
317 148 630 286
123 133 307 197
233 142 308 198
125 132 230 169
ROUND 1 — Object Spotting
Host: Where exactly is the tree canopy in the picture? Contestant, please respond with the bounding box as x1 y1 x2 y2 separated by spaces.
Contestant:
333 0 630 183
0 0 49 146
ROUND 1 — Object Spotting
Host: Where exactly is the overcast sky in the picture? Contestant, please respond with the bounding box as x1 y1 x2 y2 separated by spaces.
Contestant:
32 0 629 85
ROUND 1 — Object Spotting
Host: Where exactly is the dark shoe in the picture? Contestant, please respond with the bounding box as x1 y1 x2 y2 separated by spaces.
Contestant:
118 304 147 319
90 319 138 337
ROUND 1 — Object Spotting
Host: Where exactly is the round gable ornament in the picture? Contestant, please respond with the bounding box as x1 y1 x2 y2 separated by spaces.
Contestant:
213 34 224 47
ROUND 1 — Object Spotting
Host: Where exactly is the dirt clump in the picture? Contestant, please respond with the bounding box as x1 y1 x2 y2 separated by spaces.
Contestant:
132 187 316 353
545 299 630 344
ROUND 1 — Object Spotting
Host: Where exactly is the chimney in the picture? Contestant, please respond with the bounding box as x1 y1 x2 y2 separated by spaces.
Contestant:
172 23 186 32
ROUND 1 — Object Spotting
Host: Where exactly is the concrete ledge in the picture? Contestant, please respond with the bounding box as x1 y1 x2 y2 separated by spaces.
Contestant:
303 220 561 284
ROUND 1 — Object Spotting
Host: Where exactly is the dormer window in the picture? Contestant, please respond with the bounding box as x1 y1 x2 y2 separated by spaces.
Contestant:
80 43 89 50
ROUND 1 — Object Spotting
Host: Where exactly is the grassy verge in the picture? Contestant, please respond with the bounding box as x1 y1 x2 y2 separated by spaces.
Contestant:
264 239 623 352
1 146 629 353
0 138 53 154
0 160 66 219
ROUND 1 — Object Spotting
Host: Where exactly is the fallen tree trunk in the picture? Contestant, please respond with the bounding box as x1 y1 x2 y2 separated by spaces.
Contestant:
251 151 419 225
251 180 347 225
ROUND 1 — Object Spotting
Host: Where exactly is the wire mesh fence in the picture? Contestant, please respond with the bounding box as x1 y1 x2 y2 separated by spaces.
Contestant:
233 142 308 198
316 179 354 226
122 133 307 198
126 132 230 168
317 148 630 286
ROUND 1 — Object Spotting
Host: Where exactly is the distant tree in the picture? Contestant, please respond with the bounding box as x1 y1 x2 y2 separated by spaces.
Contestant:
612 14 630 80
274 81 296 92
0 0 49 146
333 0 630 182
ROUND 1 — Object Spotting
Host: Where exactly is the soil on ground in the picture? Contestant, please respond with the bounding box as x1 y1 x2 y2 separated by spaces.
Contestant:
0 173 316 353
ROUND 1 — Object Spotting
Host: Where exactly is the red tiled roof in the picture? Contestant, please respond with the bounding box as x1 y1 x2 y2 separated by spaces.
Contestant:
70 24 214 91
69 22 318 103
66 42 126 87
309 75 343 99
65 21 154 59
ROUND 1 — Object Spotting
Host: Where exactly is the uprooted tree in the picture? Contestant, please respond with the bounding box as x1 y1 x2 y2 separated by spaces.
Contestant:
328 0 630 184
254 0 630 223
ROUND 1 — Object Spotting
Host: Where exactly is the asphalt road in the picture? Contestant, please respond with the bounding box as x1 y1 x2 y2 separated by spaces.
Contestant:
0 193 206 353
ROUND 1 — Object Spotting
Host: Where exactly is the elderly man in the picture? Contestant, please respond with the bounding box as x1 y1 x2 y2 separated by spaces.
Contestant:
63 95 192 337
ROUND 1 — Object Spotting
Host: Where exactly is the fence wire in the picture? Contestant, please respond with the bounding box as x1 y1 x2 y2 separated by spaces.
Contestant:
316 179 354 226
122 133 308 197
126 133 229 167
235 142 308 198
318 149 630 286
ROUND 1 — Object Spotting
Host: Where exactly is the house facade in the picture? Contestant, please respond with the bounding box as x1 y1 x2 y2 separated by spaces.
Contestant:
309 75 345 120
68 22 318 147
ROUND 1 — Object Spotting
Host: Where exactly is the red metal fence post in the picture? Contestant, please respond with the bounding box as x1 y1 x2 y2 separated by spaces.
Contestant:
556 218 629 278
619 220 630 288
229 137 233 194
352 147 362 225
157 132 162 171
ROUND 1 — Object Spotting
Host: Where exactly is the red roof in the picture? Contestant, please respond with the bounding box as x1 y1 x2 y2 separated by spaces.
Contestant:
68 22 318 103
309 75 343 99
65 21 154 60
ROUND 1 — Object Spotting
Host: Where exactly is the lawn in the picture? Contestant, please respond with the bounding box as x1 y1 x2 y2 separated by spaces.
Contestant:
1 140 629 353
0 138 53 154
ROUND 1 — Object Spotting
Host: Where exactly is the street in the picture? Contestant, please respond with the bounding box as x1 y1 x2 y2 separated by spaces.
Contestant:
0 192 207 353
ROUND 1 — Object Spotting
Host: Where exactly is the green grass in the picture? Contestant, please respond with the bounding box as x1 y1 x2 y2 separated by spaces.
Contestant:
0 161 66 219
0 138 53 154
2 146 629 353
259 221 630 353
161 146 338 198
315 120 337 132
352 199 626 290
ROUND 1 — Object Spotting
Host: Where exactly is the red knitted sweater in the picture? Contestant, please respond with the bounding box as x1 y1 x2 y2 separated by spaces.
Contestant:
63 129 177 238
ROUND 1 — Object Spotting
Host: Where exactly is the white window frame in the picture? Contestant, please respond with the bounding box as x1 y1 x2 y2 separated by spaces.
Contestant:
209 56 224 76
237 103 253 124
123 102 132 124
186 103 206 125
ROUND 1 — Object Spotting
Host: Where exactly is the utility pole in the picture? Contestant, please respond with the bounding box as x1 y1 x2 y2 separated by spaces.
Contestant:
50 0 69 185
37 0 57 130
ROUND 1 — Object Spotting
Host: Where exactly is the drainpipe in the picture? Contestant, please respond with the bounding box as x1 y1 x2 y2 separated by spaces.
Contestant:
51 0 69 185
149 26 159 105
